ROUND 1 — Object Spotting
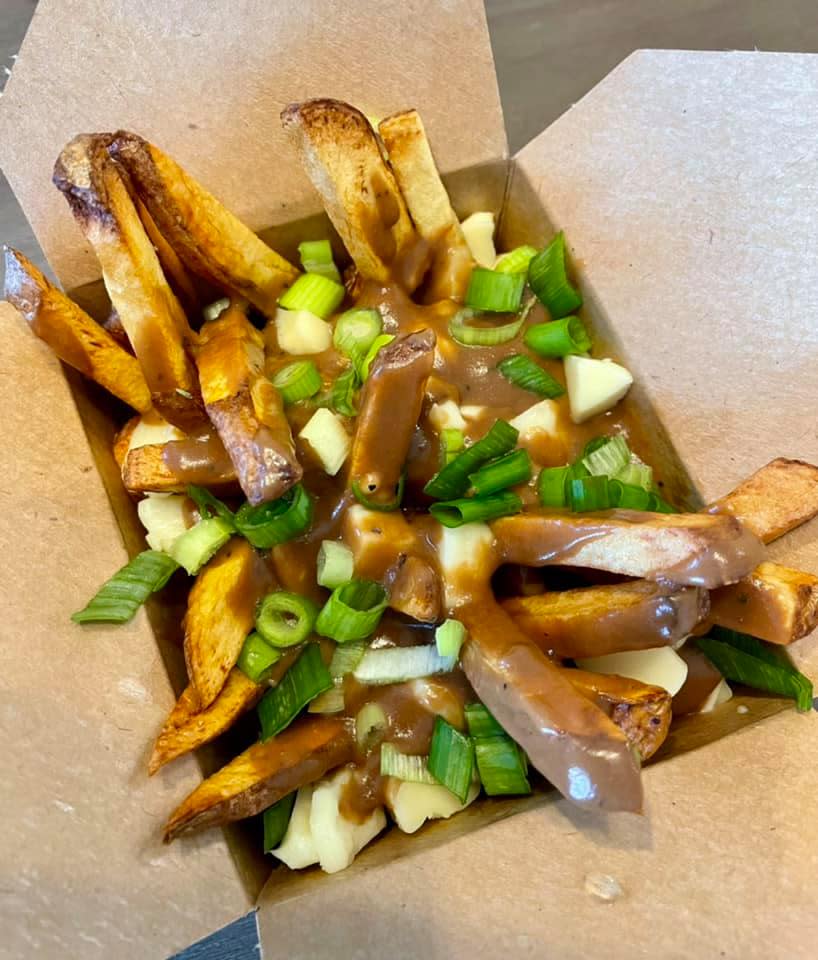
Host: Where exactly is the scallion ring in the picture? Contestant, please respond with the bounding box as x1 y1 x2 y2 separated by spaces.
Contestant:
315 578 388 642
234 484 313 549
255 591 319 648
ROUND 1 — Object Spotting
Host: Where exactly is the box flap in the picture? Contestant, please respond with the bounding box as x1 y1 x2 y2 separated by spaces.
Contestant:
0 302 250 958
0 0 505 291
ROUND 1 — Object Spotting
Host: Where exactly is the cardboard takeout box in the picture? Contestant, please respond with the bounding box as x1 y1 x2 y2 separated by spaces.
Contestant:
1 2 816 956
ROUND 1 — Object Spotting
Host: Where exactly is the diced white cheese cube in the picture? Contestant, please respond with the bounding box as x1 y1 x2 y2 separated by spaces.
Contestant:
564 355 633 424
275 307 332 355
459 404 487 420
509 398 559 438
428 400 467 433
460 211 496 268
137 493 191 553
309 768 386 874
271 785 319 870
577 647 689 696
437 523 496 607
700 678 733 713
126 414 185 453
385 778 480 834
299 408 351 475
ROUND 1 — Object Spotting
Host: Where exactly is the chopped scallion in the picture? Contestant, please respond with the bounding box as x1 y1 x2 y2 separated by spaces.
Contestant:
429 491 523 528
278 272 345 319
449 307 525 347
329 639 367 679
263 792 297 853
464 702 505 739
497 354 565 398
333 309 382 365
428 717 474 803
272 360 322 404
187 485 235 526
465 268 526 313
351 472 405 513
234 484 313 548
307 683 345 714
569 475 612 512
71 550 179 624
315 579 388 642
353 645 456 685
528 232 582 318
380 742 437 784
474 736 531 796
441 428 465 464
316 540 355 590
255 591 319 648
494 245 538 275
424 419 519 500
469 449 532 496
360 334 396 379
168 517 233 574
537 465 570 508
298 239 341 284
237 631 282 684
582 435 630 477
608 479 651 511
524 315 592 357
616 461 654 492
435 619 467 659
318 366 359 417
258 644 332 740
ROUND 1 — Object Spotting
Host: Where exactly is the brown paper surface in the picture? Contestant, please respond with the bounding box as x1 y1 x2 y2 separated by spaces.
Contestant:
0 0 505 292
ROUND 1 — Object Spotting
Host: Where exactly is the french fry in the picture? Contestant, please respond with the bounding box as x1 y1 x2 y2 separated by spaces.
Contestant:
709 457 818 543
503 581 709 659
281 99 428 290
163 715 355 841
378 109 474 301
494 510 765 589
148 670 263 775
122 435 239 494
52 134 203 429
113 415 140 469
387 555 442 623
102 308 131 350
709 561 818 645
4 246 152 412
184 538 274 708
196 300 302 504
135 196 201 317
109 131 299 317
564 668 672 761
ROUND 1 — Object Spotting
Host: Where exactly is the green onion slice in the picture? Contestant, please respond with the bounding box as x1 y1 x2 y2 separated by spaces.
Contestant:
168 517 234 574
497 354 565 398
258 643 332 740
464 702 505 739
263 792 297 853
318 367 359 417
360 333 396 379
696 630 813 712
298 239 341 284
569 475 612 512
428 716 474 803
424 419 519 500
435 619 467 659
278 272 345 319
582 435 630 477
494 245 538 275
608 479 651 511
449 307 525 347
430 491 523 528
272 361 322 404
315 579 388 642
256 591 319 648
465 267 526 313
616 461 654 492
307 683 346 714
528 232 582 318
329 639 367 679
333 308 383 364
524 315 592 357
71 550 179 624
537 465 570 508
469 449 532 496
353 645 456 685
380 742 437 785
351 473 405 512
474 736 531 796
237 631 282 684
187 485 235 526
316 540 355 590
234 484 313 549
441 428 465 465
648 492 677 513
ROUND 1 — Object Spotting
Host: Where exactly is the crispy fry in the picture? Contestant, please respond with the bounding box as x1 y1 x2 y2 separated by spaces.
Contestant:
148 670 262 774
709 561 818 645
503 581 709 659
135 196 201 317
281 99 428 290
109 131 298 317
709 457 818 543
387 555 442 623
350 330 435 507
122 434 239 494
163 715 355 840
196 300 302 504
52 134 202 429
4 246 152 412
459 597 643 813
184 538 274 708
494 510 765 589
102 308 131 350
564 668 672 761
378 109 474 301
113 415 141 469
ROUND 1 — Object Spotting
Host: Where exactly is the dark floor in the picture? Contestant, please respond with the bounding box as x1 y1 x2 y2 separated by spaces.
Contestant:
3 0 818 266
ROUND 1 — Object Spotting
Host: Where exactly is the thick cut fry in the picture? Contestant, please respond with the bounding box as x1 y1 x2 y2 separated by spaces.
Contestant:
164 715 355 840
709 457 818 543
102 308 131 350
386 555 442 623
378 109 474 301
503 581 709 659
109 131 298 316
184 538 274 708
458 597 643 813
564 668 672 761
52 134 202 429
4 246 151 412
148 670 263 774
493 510 765 589
122 434 239 494
709 561 818 645
113 416 140 469
136 196 201 317
281 99 428 290
350 330 435 507
196 301 302 504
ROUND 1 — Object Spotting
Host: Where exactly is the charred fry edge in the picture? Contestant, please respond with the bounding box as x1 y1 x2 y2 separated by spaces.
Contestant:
122 441 238 494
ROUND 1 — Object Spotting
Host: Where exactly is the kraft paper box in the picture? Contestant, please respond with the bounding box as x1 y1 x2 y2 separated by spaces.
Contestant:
0 2 815 956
